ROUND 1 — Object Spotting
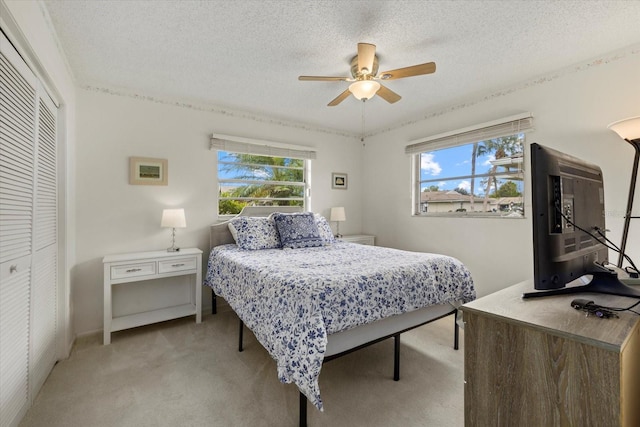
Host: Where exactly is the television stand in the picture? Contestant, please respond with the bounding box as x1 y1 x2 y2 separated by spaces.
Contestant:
522 270 640 299
462 281 640 426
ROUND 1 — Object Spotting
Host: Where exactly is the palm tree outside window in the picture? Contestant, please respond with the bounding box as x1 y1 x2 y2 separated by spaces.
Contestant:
217 151 307 216
416 134 525 217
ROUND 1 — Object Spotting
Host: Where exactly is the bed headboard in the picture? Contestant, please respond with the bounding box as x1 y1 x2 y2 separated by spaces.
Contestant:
209 206 303 250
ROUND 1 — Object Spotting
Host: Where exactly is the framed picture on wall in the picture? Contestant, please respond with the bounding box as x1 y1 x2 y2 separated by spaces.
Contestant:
332 172 347 189
129 157 168 185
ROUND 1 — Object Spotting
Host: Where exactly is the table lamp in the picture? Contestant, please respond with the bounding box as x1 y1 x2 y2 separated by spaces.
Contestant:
330 207 346 238
161 208 186 252
607 116 640 268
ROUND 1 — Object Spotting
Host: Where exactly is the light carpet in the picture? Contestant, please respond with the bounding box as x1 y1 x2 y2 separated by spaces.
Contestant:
19 309 464 427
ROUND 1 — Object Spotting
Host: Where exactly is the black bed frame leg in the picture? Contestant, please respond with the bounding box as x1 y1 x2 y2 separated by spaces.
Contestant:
393 333 400 381
299 392 307 427
238 318 244 352
211 290 217 314
454 310 459 350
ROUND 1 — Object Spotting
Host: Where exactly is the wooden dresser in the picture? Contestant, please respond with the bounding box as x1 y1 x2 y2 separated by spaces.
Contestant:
461 281 640 427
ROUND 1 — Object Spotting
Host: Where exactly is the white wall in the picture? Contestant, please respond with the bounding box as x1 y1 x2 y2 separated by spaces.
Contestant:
73 89 363 335
362 47 640 297
3 0 77 355
6 0 639 336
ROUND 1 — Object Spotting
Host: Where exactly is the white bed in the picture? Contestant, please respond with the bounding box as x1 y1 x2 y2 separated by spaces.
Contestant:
205 207 475 426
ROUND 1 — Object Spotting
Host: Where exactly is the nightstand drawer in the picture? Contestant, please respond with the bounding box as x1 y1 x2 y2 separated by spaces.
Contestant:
111 262 156 280
158 256 197 274
340 235 375 245
103 248 203 345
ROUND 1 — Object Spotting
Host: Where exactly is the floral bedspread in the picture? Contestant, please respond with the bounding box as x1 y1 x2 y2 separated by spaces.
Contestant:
204 242 475 410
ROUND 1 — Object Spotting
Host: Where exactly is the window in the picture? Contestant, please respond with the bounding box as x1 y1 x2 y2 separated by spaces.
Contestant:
406 115 533 217
211 135 315 216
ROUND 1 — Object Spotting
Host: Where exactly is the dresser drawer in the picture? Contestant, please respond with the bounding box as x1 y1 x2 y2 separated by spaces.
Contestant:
158 256 197 274
110 261 156 280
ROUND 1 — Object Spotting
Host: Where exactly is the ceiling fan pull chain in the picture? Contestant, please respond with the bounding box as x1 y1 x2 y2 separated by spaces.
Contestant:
361 99 366 142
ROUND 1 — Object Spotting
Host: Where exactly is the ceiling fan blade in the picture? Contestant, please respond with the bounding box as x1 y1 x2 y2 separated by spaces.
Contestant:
328 89 352 107
299 76 350 82
376 84 401 104
357 43 376 75
378 62 436 80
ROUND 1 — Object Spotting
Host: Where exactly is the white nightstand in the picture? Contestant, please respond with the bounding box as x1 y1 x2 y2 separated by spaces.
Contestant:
103 248 202 345
339 234 375 245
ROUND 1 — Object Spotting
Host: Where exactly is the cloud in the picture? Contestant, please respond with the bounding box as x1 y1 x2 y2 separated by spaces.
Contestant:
482 154 496 167
438 181 447 189
421 153 442 176
252 168 270 179
457 180 471 191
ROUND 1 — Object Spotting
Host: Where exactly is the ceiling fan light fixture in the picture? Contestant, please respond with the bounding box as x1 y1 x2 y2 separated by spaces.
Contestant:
349 80 381 100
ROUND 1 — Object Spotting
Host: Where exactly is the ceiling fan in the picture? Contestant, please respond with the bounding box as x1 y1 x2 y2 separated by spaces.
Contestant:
298 42 436 106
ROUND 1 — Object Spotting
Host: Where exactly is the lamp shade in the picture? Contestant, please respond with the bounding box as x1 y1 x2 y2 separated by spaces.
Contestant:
330 207 346 222
348 80 380 100
161 208 186 228
608 116 640 141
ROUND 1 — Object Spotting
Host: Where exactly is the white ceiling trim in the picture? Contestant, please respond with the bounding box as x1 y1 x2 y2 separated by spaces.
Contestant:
40 1 640 136
36 0 77 85
376 43 640 139
80 85 358 139
80 43 639 142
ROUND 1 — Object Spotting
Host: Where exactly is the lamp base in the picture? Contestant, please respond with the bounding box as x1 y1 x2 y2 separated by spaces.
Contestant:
166 227 180 252
334 221 343 239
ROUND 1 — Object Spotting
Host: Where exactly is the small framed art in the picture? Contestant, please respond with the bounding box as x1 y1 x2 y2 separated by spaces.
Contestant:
332 172 347 190
129 157 168 185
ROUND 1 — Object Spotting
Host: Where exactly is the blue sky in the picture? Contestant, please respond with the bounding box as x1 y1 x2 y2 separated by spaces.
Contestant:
218 147 523 196
420 143 524 195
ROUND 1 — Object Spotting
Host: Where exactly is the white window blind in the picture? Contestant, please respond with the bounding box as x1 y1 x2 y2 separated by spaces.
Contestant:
405 113 534 155
210 134 316 160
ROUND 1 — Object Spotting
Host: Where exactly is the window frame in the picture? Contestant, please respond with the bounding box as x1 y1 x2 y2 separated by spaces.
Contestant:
408 114 533 218
216 150 310 218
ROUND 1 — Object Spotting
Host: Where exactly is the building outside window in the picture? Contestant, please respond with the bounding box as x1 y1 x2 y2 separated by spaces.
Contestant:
416 135 525 216
407 114 533 217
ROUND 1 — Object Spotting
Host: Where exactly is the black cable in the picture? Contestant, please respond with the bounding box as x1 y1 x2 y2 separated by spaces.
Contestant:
553 204 640 315
599 299 640 316
573 298 640 317
594 227 639 273
554 204 639 273
571 299 621 318
624 266 640 278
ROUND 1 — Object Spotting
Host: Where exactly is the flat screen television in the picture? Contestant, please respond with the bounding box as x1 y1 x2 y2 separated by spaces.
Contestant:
523 143 640 299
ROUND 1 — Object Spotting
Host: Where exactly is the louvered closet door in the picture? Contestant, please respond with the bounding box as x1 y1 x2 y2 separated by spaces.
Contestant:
0 34 36 427
30 89 58 396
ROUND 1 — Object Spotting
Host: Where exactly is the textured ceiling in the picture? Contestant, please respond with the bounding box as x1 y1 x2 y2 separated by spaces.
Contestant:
42 0 640 136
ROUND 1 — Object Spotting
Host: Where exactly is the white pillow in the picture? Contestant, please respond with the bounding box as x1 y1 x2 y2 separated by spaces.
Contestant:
314 213 336 245
228 216 281 250
228 221 239 243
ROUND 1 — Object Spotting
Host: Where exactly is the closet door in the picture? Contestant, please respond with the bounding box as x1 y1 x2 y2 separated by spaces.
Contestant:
0 35 36 427
30 89 58 396
1 30 59 427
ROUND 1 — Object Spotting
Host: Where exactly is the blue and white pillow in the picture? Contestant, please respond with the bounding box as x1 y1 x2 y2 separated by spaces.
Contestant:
314 213 336 245
228 216 281 250
273 212 324 249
